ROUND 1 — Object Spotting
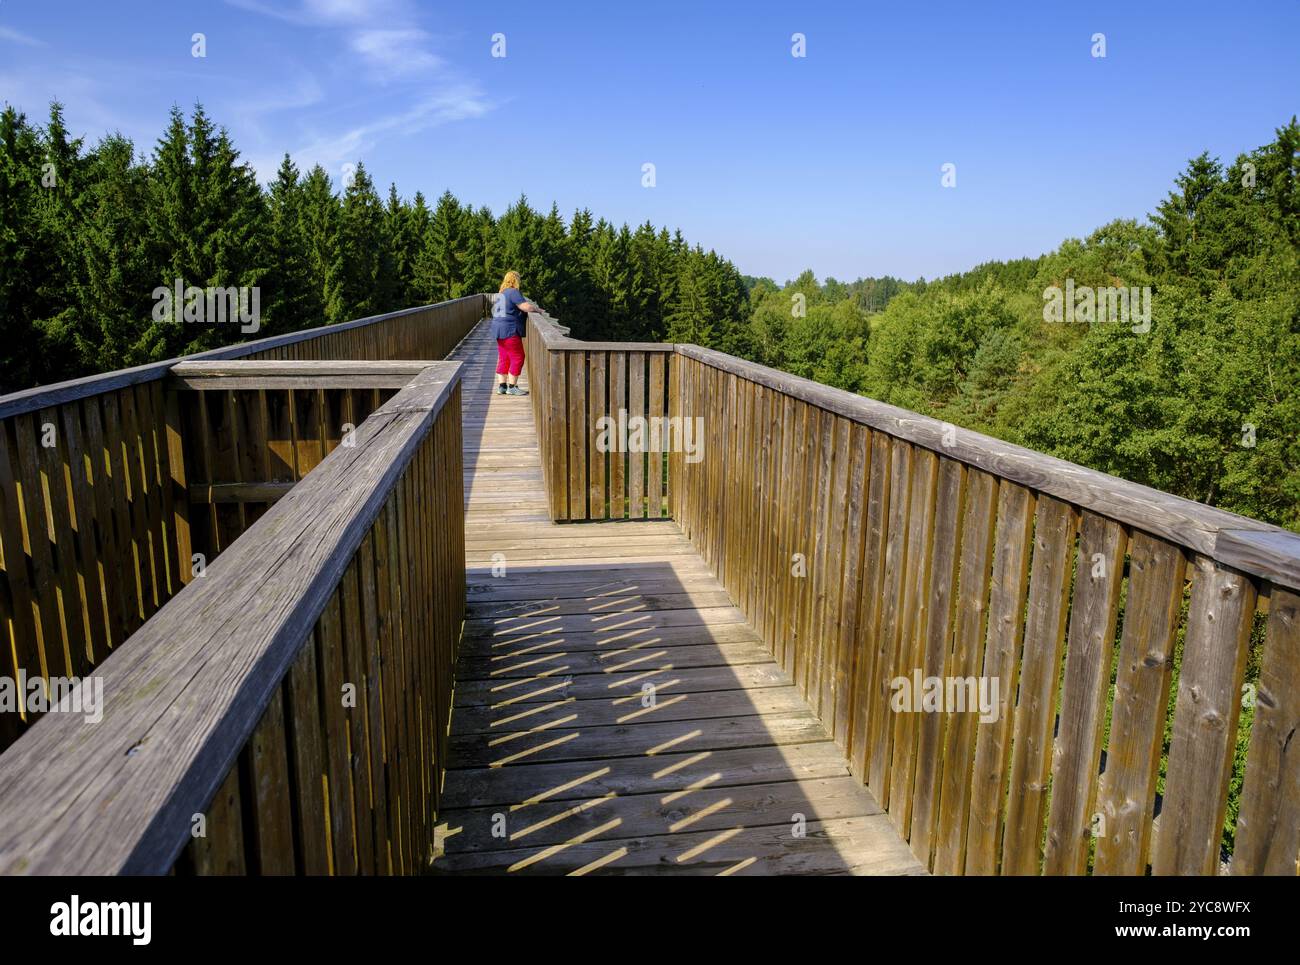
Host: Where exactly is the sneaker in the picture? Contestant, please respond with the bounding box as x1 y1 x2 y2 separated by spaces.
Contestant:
496 383 507 395
506 385 529 396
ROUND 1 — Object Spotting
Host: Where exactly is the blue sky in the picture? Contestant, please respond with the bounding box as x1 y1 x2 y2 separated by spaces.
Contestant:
1 0 1297 282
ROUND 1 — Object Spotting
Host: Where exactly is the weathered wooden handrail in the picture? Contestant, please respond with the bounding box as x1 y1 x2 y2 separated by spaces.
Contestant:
0 295 486 420
526 312 1300 877
674 345 1295 570
169 359 439 390
0 361 465 874
0 296 486 752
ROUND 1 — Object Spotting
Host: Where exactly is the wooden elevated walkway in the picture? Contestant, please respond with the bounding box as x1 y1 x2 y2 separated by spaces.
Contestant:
433 322 924 875
1 295 1295 877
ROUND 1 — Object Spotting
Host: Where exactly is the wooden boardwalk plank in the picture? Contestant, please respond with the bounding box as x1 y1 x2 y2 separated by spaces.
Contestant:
432 814 925 876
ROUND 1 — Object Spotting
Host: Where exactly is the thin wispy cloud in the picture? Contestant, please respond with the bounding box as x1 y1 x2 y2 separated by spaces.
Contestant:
222 0 493 178
302 0 401 22
351 29 443 81
224 0 414 28
0 25 46 47
226 0 456 85
228 72 327 148
259 84 492 178
2 0 497 192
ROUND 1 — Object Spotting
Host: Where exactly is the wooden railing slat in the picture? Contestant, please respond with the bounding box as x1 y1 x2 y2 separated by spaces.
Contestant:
867 439 912 799
1152 557 1257 875
1231 585 1300 874
0 422 42 691
627 352 646 520
246 687 297 875
1042 513 1127 875
648 352 665 519
816 414 851 723
831 421 870 751
187 767 247 875
1092 532 1185 875
608 353 626 519
849 431 892 779
588 351 607 520
888 446 938 830
566 352 587 520
1001 495 1079 874
964 481 1034 875
315 595 357 876
284 624 331 875
909 456 965 866
932 468 997 875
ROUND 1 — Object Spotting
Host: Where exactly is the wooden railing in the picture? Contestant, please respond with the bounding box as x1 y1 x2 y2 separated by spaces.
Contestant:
527 315 1300 877
526 313 674 521
0 296 483 751
0 361 465 874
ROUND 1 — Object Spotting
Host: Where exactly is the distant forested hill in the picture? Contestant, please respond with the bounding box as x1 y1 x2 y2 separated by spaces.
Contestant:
731 121 1299 531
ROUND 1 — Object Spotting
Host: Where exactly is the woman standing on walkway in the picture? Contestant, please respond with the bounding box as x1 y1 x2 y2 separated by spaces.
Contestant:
492 270 538 396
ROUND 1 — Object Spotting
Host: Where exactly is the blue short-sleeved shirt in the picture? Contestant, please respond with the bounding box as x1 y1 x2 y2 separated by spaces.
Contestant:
491 288 527 339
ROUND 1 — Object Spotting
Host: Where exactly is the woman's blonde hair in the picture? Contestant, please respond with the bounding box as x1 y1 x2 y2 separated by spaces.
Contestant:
499 270 521 293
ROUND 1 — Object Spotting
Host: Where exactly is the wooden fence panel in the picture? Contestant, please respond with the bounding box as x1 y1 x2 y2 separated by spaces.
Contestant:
641 344 1300 877
0 364 465 875
0 297 482 755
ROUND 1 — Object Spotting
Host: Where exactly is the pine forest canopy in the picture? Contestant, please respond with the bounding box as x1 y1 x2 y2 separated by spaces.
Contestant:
1 102 1297 532
0 102 749 392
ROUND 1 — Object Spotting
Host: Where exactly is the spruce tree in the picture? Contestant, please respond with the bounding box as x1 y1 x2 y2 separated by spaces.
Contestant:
264 154 320 334
416 190 464 301
299 164 346 324
0 107 42 388
28 103 85 378
74 134 154 374
384 184 421 309
459 205 496 295
140 106 196 362
337 161 386 318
